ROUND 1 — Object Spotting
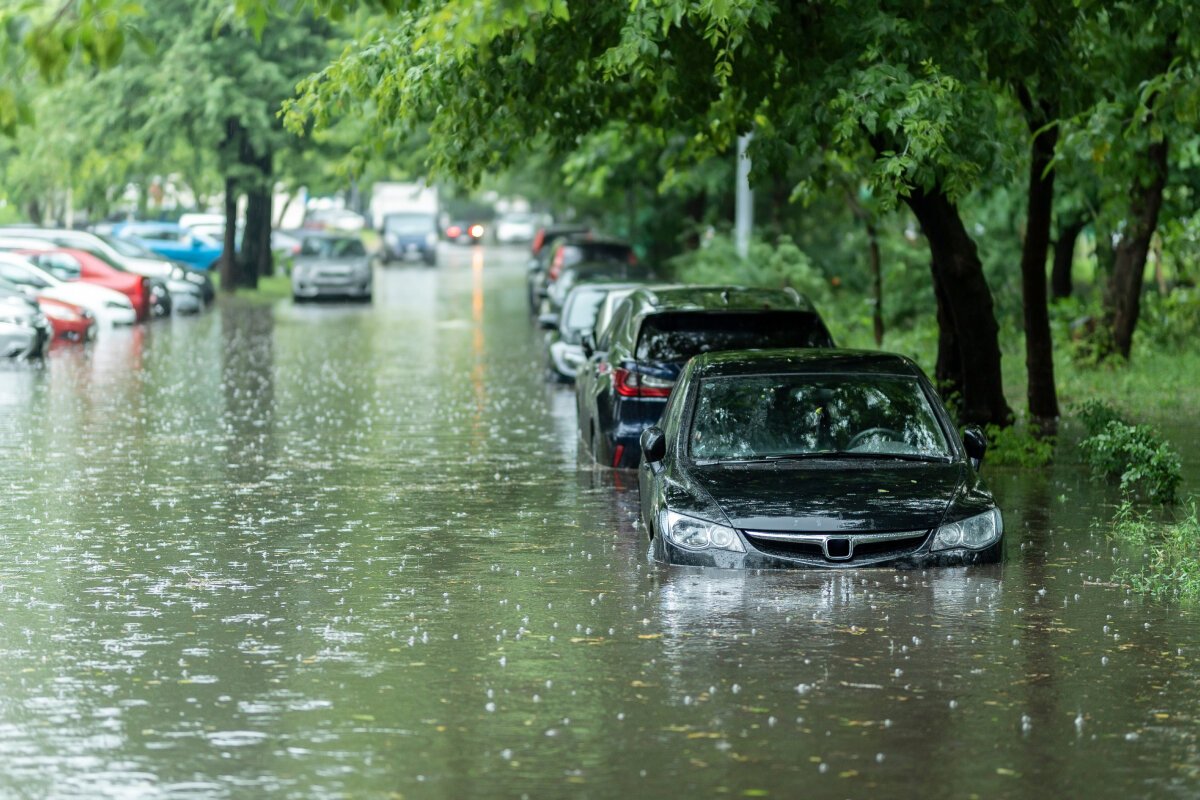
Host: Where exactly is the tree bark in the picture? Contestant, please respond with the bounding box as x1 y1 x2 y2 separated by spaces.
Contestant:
1016 89 1059 423
844 190 884 345
1105 137 1168 359
903 187 1013 427
220 175 240 292
1051 216 1086 301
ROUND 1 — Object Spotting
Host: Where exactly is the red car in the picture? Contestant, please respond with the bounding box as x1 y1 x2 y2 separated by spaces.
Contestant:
19 248 151 321
37 296 96 343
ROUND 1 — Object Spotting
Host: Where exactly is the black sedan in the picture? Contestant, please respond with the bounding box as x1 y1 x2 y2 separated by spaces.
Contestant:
576 285 834 468
637 349 1001 569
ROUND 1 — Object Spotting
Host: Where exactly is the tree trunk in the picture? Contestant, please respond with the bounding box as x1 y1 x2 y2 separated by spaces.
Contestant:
1105 137 1168 359
844 190 884 346
242 186 272 280
220 175 241 292
904 187 1012 427
1051 216 1086 301
1017 92 1059 423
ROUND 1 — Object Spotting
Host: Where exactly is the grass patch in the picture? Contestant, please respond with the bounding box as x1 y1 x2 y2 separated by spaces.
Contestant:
211 272 292 303
1109 499 1200 601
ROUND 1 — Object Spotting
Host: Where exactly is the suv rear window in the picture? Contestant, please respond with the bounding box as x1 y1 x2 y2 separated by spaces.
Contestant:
635 311 833 362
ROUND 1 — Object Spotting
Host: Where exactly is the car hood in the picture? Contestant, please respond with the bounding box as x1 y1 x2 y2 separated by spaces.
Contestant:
45 282 130 309
687 461 966 533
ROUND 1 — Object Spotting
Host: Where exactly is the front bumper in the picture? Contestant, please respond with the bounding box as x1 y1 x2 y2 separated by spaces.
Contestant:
655 530 1003 570
292 275 373 299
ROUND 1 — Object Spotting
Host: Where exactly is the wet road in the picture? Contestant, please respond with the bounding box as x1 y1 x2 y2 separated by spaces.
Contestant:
1 244 1199 799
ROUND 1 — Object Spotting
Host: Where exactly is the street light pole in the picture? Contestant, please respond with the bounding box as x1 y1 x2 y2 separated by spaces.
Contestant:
735 133 754 259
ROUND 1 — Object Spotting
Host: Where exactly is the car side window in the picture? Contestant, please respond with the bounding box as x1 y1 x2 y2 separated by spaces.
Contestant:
597 299 631 352
41 254 81 280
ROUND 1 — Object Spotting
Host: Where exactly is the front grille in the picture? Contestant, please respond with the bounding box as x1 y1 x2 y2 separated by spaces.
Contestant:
742 529 930 564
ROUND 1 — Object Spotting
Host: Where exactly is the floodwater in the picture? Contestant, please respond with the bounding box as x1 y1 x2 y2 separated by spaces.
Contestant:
1 244 1198 800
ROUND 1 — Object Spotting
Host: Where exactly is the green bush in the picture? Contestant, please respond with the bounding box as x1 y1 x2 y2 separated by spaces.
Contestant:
1110 499 1200 601
1079 419 1182 503
1075 399 1131 436
669 233 831 308
983 423 1055 467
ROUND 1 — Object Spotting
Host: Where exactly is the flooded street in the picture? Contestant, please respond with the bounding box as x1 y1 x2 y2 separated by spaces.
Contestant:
2 244 1199 799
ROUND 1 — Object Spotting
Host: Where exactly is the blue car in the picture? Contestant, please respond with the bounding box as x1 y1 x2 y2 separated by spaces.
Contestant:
112 221 224 271
575 285 835 468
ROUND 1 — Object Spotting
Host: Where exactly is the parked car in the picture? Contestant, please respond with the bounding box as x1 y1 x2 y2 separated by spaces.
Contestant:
539 283 638 383
0 227 199 314
0 253 137 325
35 296 96 344
637 349 1000 569
110 221 224 272
543 259 657 315
291 233 372 302
18 248 153 321
575 285 834 468
494 213 541 244
0 283 51 358
531 223 589 256
380 212 439 265
528 235 635 316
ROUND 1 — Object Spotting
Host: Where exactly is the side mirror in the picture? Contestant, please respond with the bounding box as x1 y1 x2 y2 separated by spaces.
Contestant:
581 333 596 358
962 425 987 470
640 426 667 464
537 313 558 331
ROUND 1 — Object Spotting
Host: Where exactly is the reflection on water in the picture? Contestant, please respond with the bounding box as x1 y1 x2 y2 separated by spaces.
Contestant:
0 246 1198 798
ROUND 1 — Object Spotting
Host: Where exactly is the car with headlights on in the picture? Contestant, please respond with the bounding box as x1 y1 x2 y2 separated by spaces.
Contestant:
576 285 834 468
291 233 372 302
637 349 1001 570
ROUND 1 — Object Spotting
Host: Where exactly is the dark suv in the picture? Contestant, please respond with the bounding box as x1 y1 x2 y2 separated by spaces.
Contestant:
381 212 439 266
575 285 835 468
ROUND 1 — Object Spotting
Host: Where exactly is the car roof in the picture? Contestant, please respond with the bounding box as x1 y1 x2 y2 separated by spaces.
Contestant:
627 285 814 314
688 348 926 379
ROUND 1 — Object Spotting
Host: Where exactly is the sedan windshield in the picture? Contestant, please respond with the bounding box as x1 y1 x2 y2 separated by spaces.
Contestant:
383 214 436 235
690 373 952 461
300 237 367 257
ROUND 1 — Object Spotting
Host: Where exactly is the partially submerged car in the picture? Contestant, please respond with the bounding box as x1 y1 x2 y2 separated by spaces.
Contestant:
576 285 834 468
637 349 1001 569
0 283 51 359
291 233 372 302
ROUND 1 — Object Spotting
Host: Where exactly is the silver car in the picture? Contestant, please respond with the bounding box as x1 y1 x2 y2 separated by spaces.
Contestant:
291 234 372 302
0 292 51 359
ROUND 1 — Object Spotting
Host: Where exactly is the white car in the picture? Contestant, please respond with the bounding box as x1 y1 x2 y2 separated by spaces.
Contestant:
0 253 137 325
494 213 541 244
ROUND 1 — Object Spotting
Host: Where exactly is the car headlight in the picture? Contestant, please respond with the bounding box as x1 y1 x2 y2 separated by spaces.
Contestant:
931 508 1002 551
662 510 744 552
425 231 437 247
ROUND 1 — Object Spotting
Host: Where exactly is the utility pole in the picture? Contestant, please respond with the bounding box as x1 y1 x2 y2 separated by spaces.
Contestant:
735 133 753 259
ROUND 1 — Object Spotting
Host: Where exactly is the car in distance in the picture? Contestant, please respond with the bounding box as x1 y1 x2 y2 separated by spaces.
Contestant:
18 248 153 321
445 221 486 245
528 235 634 315
290 233 372 302
540 283 638 382
380 212 439 265
110 221 224 271
542 259 658 315
576 285 834 468
494 212 541 244
637 349 1000 569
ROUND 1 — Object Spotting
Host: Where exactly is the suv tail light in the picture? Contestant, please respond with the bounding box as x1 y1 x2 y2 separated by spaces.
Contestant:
613 367 673 398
